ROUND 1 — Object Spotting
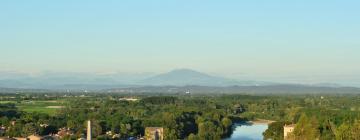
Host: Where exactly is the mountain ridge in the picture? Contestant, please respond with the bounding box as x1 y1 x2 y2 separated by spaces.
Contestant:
0 69 356 91
138 69 272 86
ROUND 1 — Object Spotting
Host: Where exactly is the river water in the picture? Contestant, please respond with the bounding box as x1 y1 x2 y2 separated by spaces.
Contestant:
223 122 268 140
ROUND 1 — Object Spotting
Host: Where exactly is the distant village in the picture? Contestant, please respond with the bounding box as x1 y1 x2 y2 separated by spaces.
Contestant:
0 120 164 140
0 97 165 140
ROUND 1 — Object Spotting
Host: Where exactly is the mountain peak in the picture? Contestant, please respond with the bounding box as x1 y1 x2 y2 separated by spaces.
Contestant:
140 69 244 86
165 69 210 77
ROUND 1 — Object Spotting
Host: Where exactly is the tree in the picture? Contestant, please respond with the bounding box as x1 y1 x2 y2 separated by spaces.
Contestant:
291 114 320 140
198 122 221 140
22 123 39 136
263 122 285 140
91 121 103 138
221 117 232 135
5 123 22 137
164 128 177 140
350 120 360 139
335 123 351 140
187 133 199 140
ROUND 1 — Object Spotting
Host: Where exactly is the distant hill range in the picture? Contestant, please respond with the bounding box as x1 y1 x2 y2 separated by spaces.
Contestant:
1 69 360 94
139 69 270 86
106 85 360 94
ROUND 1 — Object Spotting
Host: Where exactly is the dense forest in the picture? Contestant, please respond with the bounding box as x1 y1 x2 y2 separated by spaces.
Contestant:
1 93 360 140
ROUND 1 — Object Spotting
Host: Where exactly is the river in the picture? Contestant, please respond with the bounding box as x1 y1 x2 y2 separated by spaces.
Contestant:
223 122 268 140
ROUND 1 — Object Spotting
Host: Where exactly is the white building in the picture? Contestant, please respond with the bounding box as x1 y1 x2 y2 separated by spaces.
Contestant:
284 124 295 139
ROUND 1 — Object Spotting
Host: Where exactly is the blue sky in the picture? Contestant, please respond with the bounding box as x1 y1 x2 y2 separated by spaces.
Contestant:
0 0 359 85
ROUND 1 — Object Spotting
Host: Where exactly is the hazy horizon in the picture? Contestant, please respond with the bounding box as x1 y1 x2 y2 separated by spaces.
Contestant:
1 68 359 87
1 1 360 86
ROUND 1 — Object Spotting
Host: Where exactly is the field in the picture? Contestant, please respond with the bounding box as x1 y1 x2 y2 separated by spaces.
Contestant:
0 100 65 115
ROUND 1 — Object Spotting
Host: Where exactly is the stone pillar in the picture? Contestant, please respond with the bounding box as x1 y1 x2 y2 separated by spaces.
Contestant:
87 120 92 140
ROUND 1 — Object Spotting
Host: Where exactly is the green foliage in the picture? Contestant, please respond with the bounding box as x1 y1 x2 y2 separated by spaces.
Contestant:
351 120 360 139
187 133 199 140
290 114 320 140
221 117 232 135
141 96 178 105
164 128 177 140
22 123 38 136
263 122 285 140
1 94 360 139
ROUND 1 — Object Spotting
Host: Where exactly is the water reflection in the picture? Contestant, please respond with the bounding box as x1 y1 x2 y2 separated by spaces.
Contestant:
223 122 268 140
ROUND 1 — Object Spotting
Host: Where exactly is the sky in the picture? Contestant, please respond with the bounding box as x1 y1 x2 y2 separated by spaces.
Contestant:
0 0 360 86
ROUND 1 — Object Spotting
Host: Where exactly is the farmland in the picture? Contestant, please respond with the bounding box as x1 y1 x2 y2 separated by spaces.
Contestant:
0 98 65 115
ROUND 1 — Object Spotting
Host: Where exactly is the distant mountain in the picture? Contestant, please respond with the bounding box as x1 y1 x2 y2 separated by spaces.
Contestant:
0 69 359 93
106 85 360 95
139 69 265 86
310 83 343 88
0 72 152 90
0 87 52 93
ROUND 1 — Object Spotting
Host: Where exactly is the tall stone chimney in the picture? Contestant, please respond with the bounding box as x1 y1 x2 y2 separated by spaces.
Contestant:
87 120 92 140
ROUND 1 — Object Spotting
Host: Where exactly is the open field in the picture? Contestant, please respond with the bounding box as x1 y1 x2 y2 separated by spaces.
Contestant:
0 100 65 115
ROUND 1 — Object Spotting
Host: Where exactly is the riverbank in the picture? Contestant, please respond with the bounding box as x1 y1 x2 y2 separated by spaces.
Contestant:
249 119 275 124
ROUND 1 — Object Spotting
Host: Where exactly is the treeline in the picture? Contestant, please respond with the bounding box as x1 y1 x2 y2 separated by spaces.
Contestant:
1 94 360 140
57 96 234 139
0 96 236 139
264 113 360 140
261 95 360 140
0 103 59 137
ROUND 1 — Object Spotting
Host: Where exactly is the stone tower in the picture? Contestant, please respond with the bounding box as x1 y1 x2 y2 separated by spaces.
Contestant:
87 120 92 140
284 124 295 139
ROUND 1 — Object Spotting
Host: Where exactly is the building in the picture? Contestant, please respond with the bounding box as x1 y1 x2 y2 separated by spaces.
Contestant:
145 127 164 140
0 137 16 140
27 135 42 140
10 121 16 126
284 124 295 139
56 128 73 138
119 97 139 101
0 126 6 136
14 135 58 140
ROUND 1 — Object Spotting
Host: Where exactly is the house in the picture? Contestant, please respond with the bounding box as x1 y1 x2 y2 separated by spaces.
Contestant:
284 124 296 139
27 135 42 140
0 126 6 135
119 97 139 101
0 137 16 140
10 121 16 126
56 128 73 138
15 135 58 140
145 127 164 140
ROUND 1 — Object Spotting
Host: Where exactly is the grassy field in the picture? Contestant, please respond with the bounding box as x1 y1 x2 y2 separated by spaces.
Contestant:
0 101 17 104
0 100 66 115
